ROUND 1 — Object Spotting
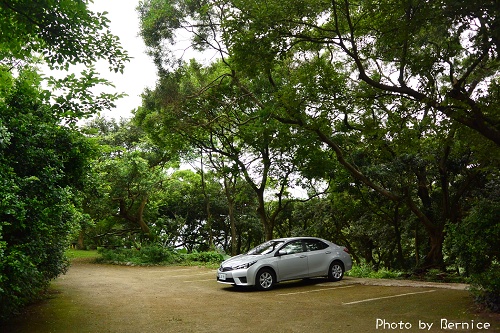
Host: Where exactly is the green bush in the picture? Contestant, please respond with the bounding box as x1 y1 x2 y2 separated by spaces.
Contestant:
139 246 172 264
346 262 404 279
346 262 375 278
0 70 94 321
371 267 404 279
469 264 500 313
97 246 223 266
185 251 225 264
446 194 500 312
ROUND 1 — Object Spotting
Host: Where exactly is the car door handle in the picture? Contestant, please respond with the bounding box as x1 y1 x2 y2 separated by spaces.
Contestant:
299 255 307 258
325 251 331 254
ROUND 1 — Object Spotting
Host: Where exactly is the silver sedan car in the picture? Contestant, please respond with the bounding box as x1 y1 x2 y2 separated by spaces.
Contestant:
217 237 352 290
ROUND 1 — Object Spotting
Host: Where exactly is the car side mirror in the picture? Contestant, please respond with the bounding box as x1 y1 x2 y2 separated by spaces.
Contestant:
276 250 287 256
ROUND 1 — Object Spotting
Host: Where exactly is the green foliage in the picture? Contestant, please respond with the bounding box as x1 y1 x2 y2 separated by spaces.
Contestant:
46 68 127 123
78 117 178 247
185 251 225 264
140 245 182 264
0 0 130 322
97 245 224 266
0 0 129 71
98 246 182 265
137 0 499 288
445 185 500 312
345 262 377 278
0 68 95 321
346 262 404 280
0 1 130 124
469 264 500 313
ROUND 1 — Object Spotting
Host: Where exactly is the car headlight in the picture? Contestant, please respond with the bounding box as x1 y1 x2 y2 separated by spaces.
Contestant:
233 260 257 270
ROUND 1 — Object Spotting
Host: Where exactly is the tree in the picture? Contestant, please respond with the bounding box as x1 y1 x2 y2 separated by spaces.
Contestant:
80 118 176 247
0 1 129 320
137 0 499 269
446 179 500 312
1 0 130 123
1 0 128 71
223 0 500 145
0 69 95 320
136 60 310 241
154 169 228 251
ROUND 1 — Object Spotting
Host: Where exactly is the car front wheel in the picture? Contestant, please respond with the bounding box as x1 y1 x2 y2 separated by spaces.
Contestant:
255 268 275 291
328 261 344 281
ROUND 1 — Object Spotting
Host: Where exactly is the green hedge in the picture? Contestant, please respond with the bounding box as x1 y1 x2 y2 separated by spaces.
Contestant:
97 245 224 266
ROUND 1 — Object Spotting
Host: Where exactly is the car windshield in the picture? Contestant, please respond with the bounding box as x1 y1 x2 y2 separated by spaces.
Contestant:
247 240 284 255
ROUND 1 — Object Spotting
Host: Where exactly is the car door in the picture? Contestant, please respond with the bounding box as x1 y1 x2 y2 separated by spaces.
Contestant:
303 239 330 277
276 240 308 281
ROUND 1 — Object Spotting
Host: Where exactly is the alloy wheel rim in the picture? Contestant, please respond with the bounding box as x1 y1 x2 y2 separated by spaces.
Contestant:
331 265 342 279
260 272 273 288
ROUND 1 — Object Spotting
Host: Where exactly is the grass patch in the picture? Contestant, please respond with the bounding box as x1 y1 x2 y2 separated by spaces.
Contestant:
65 249 100 260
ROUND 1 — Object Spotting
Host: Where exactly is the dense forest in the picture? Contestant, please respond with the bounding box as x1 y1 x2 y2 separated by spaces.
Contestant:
1 0 499 320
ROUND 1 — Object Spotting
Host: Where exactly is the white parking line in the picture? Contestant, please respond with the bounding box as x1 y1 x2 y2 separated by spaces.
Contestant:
343 289 436 305
277 285 355 296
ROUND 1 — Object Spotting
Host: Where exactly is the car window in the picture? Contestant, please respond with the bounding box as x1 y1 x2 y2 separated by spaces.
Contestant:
280 240 304 255
247 240 284 255
304 239 328 252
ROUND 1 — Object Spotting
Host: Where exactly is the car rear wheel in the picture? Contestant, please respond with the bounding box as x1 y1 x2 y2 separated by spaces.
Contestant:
328 261 344 281
256 268 275 291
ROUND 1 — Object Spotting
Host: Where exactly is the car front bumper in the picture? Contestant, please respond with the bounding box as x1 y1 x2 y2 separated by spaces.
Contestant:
216 268 250 286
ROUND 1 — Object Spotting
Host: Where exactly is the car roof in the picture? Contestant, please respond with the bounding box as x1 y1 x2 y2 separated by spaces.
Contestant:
271 237 327 242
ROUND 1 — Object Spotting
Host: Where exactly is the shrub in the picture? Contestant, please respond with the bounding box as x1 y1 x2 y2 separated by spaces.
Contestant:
446 194 500 312
97 246 223 266
185 251 224 264
346 262 404 279
372 268 404 279
0 71 94 321
469 264 500 313
346 262 375 278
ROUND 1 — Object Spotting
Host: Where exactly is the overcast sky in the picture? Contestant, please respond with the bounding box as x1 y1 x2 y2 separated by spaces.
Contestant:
88 0 158 119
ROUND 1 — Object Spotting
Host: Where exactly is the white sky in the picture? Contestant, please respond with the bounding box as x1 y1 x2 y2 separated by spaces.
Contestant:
88 0 158 119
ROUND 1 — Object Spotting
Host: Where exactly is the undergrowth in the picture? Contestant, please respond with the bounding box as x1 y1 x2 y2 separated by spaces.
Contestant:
345 262 404 279
95 245 225 268
346 262 470 284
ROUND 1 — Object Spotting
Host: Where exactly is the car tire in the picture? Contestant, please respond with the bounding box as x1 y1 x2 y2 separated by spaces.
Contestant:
255 268 275 291
328 261 344 281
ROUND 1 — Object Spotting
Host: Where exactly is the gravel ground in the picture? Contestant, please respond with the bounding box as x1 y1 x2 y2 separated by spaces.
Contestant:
1 260 498 333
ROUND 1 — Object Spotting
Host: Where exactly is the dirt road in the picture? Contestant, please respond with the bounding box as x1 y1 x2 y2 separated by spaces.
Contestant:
1 260 498 333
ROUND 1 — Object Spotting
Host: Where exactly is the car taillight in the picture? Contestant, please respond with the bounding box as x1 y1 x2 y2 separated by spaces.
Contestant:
343 247 349 254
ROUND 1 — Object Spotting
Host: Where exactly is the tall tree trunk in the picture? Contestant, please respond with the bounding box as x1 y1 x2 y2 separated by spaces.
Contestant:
406 193 445 268
77 230 85 250
256 193 273 240
228 199 237 255
392 204 405 268
423 227 445 268
223 176 238 255
200 153 214 250
415 227 420 266
137 197 152 238
118 197 153 239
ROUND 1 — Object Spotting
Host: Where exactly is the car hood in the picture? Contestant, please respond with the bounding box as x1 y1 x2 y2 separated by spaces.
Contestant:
221 254 269 268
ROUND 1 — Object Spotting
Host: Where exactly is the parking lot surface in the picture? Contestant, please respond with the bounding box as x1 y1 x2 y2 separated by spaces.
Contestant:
1 262 498 333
